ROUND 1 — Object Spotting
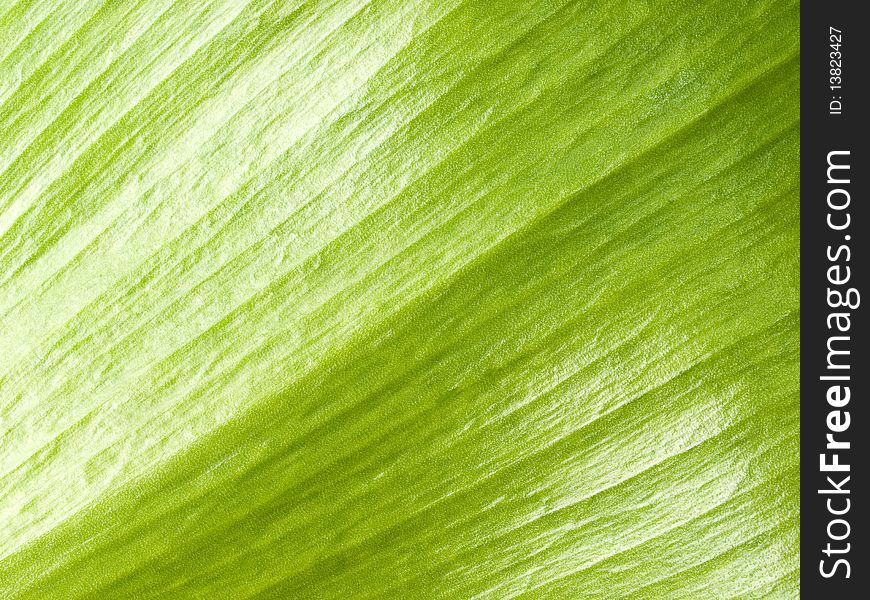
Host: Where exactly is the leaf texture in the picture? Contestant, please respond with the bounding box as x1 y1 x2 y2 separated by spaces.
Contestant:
0 0 799 598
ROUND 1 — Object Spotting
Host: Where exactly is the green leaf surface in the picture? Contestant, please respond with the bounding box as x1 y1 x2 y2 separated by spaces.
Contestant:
0 0 799 598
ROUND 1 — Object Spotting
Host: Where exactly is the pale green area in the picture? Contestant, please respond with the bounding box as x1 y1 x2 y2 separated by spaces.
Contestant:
0 0 798 597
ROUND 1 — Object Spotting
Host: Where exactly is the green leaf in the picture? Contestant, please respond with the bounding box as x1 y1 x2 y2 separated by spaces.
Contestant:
0 0 798 597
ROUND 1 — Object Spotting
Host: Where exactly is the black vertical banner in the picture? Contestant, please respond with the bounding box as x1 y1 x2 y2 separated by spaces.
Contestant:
802 1 867 596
